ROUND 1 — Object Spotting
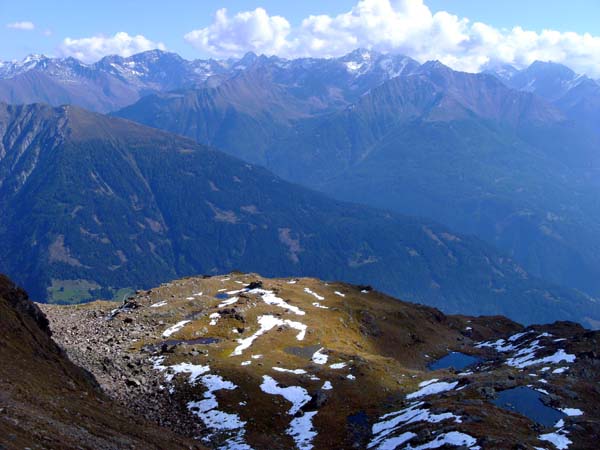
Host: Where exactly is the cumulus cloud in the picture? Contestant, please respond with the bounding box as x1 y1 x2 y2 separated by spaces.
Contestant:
58 32 166 63
184 0 600 77
6 21 35 31
184 8 291 58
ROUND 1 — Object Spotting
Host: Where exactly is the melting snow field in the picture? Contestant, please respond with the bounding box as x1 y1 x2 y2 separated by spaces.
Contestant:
366 371 480 450
273 367 307 375
260 375 310 414
260 375 318 450
218 296 240 308
249 289 306 316
536 413 577 449
209 312 220 326
232 315 307 356
368 401 462 449
187 374 244 431
304 288 325 301
559 408 583 417
150 300 168 308
330 362 347 369
508 348 576 369
477 332 576 369
406 379 459 399
407 432 479 449
147 282 587 450
152 357 252 449
162 320 191 338
288 412 318 450
151 357 209 384
539 429 572 450
311 348 328 365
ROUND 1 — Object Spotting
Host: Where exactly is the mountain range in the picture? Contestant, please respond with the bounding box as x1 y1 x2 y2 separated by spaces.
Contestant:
105 51 600 305
0 49 417 114
2 102 595 326
3 49 600 326
3 46 600 450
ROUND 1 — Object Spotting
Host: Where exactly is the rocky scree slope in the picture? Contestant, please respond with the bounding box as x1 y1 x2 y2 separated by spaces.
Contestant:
42 273 600 450
0 274 199 450
1 102 596 326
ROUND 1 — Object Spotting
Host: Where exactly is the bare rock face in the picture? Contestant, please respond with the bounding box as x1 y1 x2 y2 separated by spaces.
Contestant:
41 273 600 450
0 274 51 334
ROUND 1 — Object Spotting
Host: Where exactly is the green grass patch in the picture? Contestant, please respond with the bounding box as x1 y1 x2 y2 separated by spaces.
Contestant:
48 279 101 304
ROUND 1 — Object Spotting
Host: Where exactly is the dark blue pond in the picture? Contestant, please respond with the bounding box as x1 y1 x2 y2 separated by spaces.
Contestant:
215 292 229 299
492 386 565 427
428 352 482 371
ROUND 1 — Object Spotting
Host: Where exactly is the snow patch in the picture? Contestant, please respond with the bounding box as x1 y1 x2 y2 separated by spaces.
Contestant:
150 300 167 308
288 411 318 450
508 348 576 369
250 289 306 315
330 362 347 369
406 380 459 399
209 312 220 326
260 375 311 415
187 373 251 448
304 288 324 301
539 431 572 450
218 296 239 308
368 402 463 449
311 348 328 365
232 315 307 356
273 367 307 375
162 320 191 338
151 357 209 385
407 431 479 449
559 408 583 417
260 375 318 449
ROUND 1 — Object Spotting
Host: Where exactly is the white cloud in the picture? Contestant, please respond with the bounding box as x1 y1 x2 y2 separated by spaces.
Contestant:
57 32 166 63
7 21 35 31
184 8 291 58
184 0 600 77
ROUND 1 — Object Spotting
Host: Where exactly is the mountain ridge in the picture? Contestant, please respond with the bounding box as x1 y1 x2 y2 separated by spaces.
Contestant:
114 59 600 302
1 101 597 327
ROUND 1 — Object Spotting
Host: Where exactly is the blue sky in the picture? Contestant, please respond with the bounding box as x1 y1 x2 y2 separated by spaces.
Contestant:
2 1 600 75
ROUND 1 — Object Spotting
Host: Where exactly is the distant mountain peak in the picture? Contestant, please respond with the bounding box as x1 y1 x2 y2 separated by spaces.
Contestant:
526 60 576 78
481 62 519 81
419 60 453 74
239 51 259 63
342 48 378 61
